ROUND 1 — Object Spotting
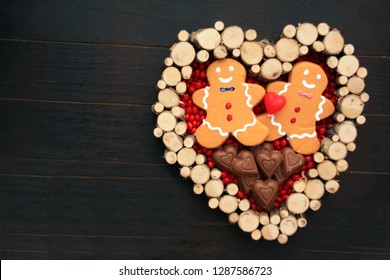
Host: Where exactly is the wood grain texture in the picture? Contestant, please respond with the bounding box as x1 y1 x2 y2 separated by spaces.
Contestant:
0 0 389 259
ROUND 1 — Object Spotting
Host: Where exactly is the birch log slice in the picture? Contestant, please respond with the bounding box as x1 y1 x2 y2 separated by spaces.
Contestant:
170 42 196 67
324 30 344 55
240 41 263 65
162 131 183 152
204 179 224 197
261 224 279 241
317 160 338 181
219 195 239 214
337 55 359 77
304 179 325 200
190 164 210 184
238 210 260 233
276 38 300 62
192 28 221 50
279 215 298 236
162 66 181 87
287 193 310 214
334 121 358 143
221 26 245 50
177 147 197 166
296 22 318 45
347 76 365 94
157 111 177 132
158 88 180 108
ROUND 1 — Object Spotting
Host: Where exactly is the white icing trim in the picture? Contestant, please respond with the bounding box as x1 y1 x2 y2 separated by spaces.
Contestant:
233 116 257 136
219 76 232 83
242 83 252 108
269 114 286 136
315 96 326 121
278 83 291 95
202 86 210 110
202 119 229 137
289 131 317 139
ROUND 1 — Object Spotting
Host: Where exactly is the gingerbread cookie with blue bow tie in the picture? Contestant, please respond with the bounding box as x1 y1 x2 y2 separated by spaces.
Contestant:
192 58 269 148
258 61 335 155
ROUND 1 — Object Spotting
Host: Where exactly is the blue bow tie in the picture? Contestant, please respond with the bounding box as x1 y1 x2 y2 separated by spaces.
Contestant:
220 86 235 92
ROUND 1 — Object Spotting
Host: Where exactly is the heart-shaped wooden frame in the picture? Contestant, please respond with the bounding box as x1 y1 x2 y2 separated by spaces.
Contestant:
153 21 368 243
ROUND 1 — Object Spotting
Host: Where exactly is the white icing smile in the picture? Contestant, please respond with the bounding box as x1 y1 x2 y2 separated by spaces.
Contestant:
302 80 315 89
219 77 233 83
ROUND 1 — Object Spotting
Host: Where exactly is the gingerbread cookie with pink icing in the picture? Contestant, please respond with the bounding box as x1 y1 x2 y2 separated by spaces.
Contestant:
192 58 269 148
258 61 335 155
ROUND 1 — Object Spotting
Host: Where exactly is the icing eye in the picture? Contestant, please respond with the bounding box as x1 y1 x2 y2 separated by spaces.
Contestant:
316 74 321 80
216 67 221 73
229 66 234 71
304 69 309 76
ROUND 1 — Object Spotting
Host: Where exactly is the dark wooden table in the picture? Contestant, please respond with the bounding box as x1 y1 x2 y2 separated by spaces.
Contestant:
1 0 389 259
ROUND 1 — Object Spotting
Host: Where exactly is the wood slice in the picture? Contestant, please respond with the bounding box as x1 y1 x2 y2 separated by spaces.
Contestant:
214 21 224 32
162 131 183 152
317 160 338 181
296 22 318 45
177 147 197 166
164 57 173 67
337 94 364 119
204 179 224 197
313 152 325 163
174 122 187 135
270 210 281 225
304 179 325 200
180 166 191 178
238 210 260 233
279 205 289 219
287 193 310 214
238 199 250 211
261 224 279 241
153 127 163 138
190 164 210 184
343 43 355 55
323 30 344 55
175 81 187 95
346 142 357 152
240 41 263 65
280 215 298 236
156 79 167 90
250 64 261 77
334 121 358 143
293 180 306 193
259 211 270 225
282 62 293 74
196 50 210 63
326 56 339 69
307 168 318 178
335 86 349 97
299 45 309 56
195 154 206 165
157 111 177 132
151 102 164 115
325 179 340 194
282 24 296 38
263 44 276 58
309 199 322 211
355 115 366 125
347 76 365 94
162 66 181 86
260 58 283 80
183 135 196 148
228 212 239 224
336 75 348 85
277 233 288 244
171 106 185 119
221 26 245 50
226 183 239 196
321 138 347 161
326 129 340 142
192 28 221 51
164 150 177 165
336 159 349 172
312 41 325 52
251 229 262 241
357 67 368 79
275 38 300 62
219 195 239 214
193 183 204 195
297 214 308 228
332 112 346 123
317 22 330 36
213 45 228 59
210 168 222 179
359 92 370 103
177 30 190 42
181 66 192 80
208 197 219 209
337 55 359 77
232 48 241 58
245 29 257 41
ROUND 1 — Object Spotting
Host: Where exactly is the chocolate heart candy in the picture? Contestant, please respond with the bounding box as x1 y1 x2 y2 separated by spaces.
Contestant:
281 147 305 175
231 150 259 176
212 145 237 171
252 142 274 155
237 174 260 195
255 150 283 179
251 179 279 212
274 166 289 185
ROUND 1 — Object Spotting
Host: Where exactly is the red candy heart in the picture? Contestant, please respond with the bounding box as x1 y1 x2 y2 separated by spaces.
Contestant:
264 92 286 114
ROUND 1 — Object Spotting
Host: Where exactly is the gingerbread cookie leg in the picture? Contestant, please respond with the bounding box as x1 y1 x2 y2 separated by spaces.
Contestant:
290 136 321 155
234 120 269 146
195 123 228 148
257 114 284 141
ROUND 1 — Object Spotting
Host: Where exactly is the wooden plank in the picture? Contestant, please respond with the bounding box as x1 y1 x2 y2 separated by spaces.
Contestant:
0 173 388 259
0 0 388 56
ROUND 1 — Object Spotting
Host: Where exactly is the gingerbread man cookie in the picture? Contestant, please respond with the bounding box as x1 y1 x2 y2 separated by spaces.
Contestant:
258 61 335 155
192 58 269 148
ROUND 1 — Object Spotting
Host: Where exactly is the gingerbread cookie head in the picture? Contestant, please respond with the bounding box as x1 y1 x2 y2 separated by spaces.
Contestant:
206 58 246 86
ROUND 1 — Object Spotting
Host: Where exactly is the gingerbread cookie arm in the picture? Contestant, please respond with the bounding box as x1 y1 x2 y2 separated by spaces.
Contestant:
316 97 335 120
192 88 207 109
246 83 266 107
266 81 289 96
